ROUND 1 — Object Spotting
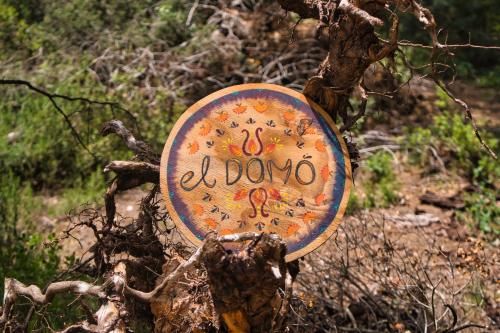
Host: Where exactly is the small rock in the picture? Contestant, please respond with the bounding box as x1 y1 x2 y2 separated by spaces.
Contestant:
7 131 22 144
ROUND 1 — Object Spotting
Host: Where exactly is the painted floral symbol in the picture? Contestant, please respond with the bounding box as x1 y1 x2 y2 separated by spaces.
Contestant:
286 223 300 236
242 128 263 156
193 204 204 216
216 111 229 122
315 193 327 205
205 218 217 229
198 121 212 136
202 192 212 202
302 211 316 224
266 120 276 127
233 188 248 201
321 165 331 181
268 188 281 201
315 139 327 152
297 118 314 136
255 221 265 231
253 101 268 113
249 188 269 218
264 137 283 154
188 141 199 154
233 103 247 114
224 193 242 210
283 109 296 122
220 229 234 236
222 138 243 156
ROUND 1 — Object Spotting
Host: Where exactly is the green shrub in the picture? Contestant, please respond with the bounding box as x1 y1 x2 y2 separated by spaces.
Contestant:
457 186 499 234
0 172 60 310
406 111 499 234
345 191 362 215
405 111 499 186
362 151 400 208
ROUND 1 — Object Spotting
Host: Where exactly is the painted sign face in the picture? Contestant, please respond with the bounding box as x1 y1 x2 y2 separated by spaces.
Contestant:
160 84 351 261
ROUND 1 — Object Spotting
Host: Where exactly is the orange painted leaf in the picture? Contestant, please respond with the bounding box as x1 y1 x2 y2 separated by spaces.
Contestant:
253 189 264 203
286 223 300 236
248 139 258 154
302 211 316 224
219 229 234 236
228 144 243 156
304 126 316 134
198 121 212 136
188 141 199 154
283 110 296 122
315 193 326 206
315 140 326 152
321 165 330 182
254 103 268 113
265 143 276 154
269 188 281 201
193 204 204 216
233 104 247 114
205 218 217 229
233 189 248 201
217 112 229 122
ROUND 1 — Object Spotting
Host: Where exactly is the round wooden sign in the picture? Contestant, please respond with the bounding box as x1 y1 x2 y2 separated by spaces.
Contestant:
160 84 351 261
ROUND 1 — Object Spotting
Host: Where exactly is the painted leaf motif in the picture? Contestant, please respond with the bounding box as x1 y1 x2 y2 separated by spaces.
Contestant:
219 229 234 236
304 126 316 134
217 112 229 122
233 104 247 114
302 211 316 224
193 204 204 216
321 165 330 182
315 193 326 206
233 189 248 201
188 141 199 154
315 140 327 152
247 139 257 154
269 188 281 201
253 189 264 204
286 223 300 236
228 144 243 156
205 218 217 229
265 143 276 154
198 121 212 136
254 102 268 113
283 110 296 122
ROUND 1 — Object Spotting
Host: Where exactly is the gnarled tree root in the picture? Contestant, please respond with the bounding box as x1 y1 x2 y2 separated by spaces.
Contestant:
0 233 296 333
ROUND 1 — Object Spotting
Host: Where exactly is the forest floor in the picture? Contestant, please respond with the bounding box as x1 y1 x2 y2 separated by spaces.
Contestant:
44 80 499 332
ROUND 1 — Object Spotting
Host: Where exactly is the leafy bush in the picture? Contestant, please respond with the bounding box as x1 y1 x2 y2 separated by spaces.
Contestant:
345 191 362 215
406 110 499 234
405 111 499 186
362 151 400 208
457 186 500 234
0 171 60 304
